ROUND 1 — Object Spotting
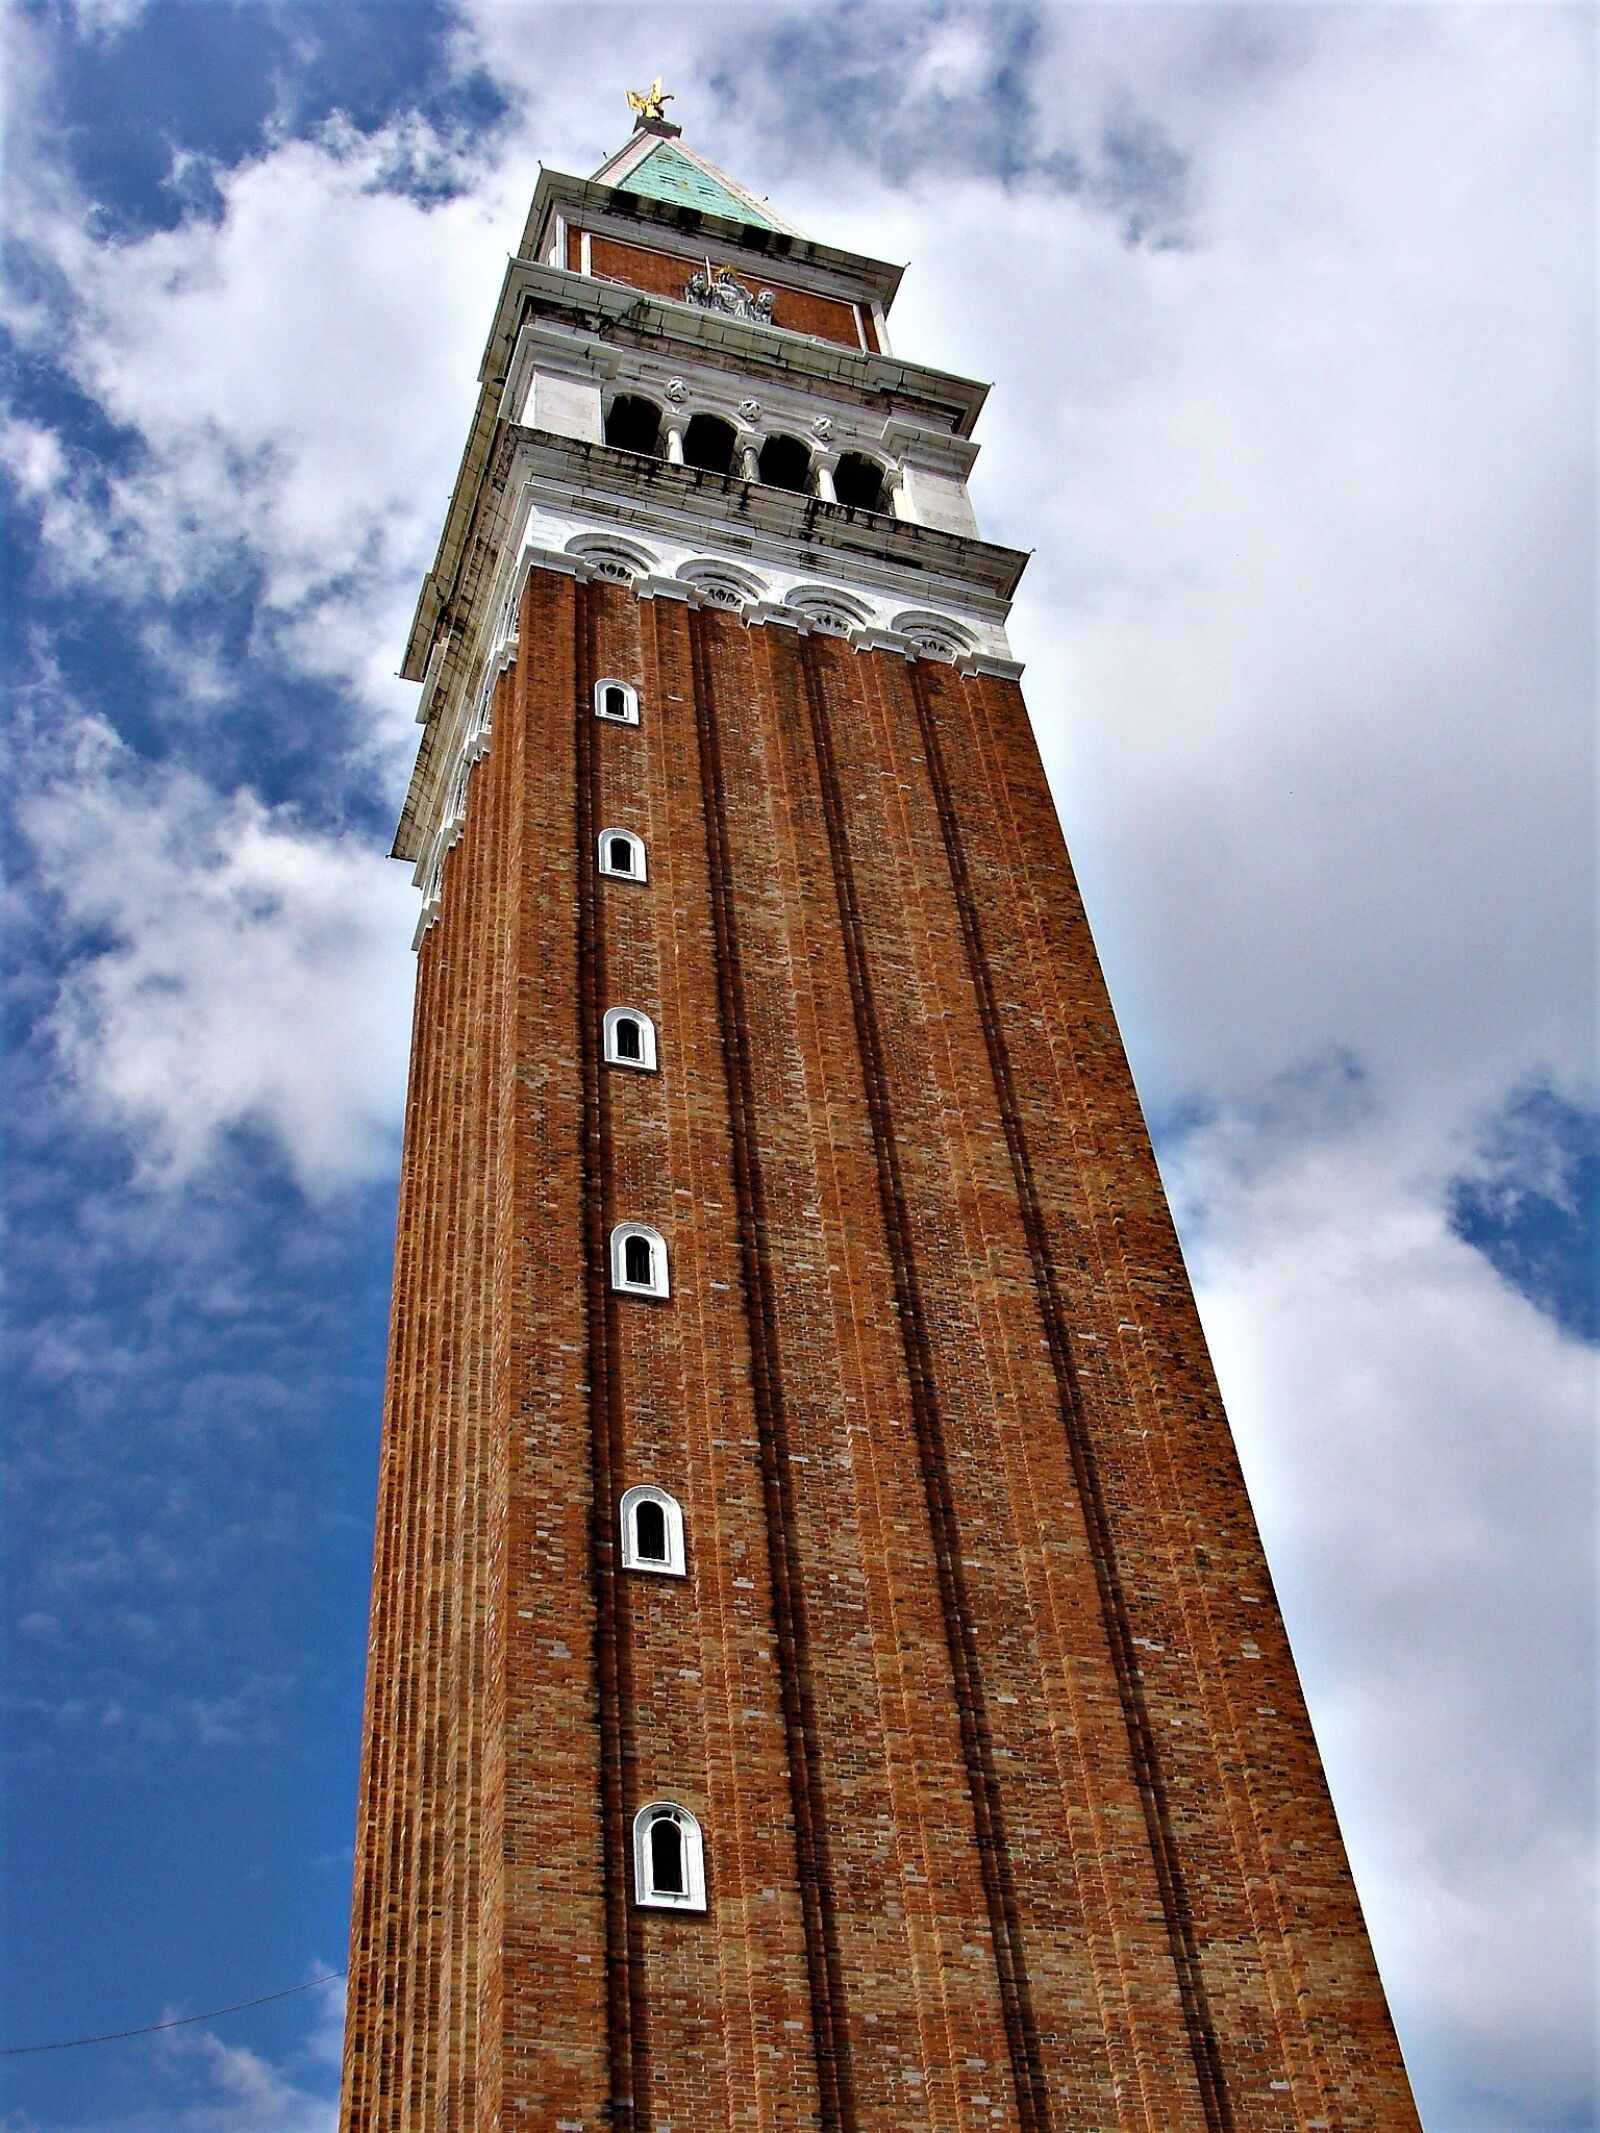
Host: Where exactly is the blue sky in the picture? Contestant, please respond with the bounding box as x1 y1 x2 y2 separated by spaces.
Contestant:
2 5 1594 2129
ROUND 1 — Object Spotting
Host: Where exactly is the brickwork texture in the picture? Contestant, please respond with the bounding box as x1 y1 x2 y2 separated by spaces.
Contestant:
339 572 1421 2131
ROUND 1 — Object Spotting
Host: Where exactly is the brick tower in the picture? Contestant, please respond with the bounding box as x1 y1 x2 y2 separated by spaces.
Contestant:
340 96 1420 2133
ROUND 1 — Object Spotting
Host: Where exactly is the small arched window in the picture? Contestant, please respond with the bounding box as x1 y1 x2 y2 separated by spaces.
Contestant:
833 453 889 513
595 679 640 725
757 433 811 492
598 828 647 881
683 414 737 476
633 1801 706 1910
605 394 665 458
603 1008 658 1072
620 1485 686 1575
611 1221 669 1297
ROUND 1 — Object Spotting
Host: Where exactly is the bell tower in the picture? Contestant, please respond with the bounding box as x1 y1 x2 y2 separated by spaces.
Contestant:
340 94 1420 2133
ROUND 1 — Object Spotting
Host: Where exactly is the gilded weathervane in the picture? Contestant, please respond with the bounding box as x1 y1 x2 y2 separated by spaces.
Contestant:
626 77 674 125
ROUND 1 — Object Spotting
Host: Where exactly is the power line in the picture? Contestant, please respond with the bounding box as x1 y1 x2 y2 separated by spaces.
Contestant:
1 1971 346 2057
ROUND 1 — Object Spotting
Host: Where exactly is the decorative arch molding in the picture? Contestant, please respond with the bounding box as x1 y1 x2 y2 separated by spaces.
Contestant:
676 558 767 610
890 609 977 661
565 533 659 582
783 584 872 637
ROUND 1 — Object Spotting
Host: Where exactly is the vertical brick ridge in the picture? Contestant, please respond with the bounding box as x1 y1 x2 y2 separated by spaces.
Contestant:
793 632 1052 2133
742 622 1008 2118
950 670 1418 2128
442 657 517 2129
396 795 479 2127
378 909 451 2125
411 689 505 2128
431 726 486 2129
634 594 822 2131
574 581 644 2127
436 673 502 2127
340 929 439 2130
905 656 1234 2132
845 645 1202 2129
401 907 464 2117
498 569 609 2126
684 601 859 2133
475 637 527 2132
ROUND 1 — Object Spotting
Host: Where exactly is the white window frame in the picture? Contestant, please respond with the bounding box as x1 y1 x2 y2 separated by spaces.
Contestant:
603 1008 658 1073
597 827 647 882
594 678 641 725
610 1221 669 1297
632 1801 706 1911
619 1486 687 1576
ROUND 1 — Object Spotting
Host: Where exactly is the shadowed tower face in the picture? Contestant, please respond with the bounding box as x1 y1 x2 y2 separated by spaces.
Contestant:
340 97 1420 2133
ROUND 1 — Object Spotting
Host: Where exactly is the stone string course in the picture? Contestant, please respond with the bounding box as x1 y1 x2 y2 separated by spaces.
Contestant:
339 568 1420 2131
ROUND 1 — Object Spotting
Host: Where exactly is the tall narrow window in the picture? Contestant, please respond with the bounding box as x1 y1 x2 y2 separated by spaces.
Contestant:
635 1497 667 1559
594 679 640 725
620 1486 686 1575
611 1221 669 1297
632 1802 706 1910
603 1008 658 1071
598 828 647 881
651 1819 685 1893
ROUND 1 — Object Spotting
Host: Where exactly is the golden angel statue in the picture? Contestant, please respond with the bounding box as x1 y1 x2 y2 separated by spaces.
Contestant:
626 79 674 124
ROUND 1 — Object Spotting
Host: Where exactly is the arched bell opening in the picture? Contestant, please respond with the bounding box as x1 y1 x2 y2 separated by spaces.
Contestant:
604 394 665 458
683 414 738 476
833 452 889 513
757 433 811 492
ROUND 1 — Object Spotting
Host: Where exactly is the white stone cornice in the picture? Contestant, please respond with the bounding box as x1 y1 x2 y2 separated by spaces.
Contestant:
956 651 1027 682
399 480 1025 912
415 633 449 726
880 417 982 477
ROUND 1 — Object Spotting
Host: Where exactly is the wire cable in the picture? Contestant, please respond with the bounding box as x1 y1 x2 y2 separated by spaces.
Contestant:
0 1970 346 2056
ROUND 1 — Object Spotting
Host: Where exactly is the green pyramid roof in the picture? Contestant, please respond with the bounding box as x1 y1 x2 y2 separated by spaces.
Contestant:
617 140 779 230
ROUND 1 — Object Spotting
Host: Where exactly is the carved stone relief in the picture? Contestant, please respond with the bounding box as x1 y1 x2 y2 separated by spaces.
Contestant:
684 267 777 326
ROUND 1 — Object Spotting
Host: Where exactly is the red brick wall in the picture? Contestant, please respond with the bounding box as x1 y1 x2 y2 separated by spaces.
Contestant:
340 573 1420 2130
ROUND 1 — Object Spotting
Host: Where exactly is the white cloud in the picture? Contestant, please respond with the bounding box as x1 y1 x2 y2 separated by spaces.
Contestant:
1170 1089 1596 2126
3 89 520 774
22 1972 346 2133
796 6 1593 1136
66 0 151 40
153 1971 343 2133
22 719 414 1192
162 2038 337 2133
